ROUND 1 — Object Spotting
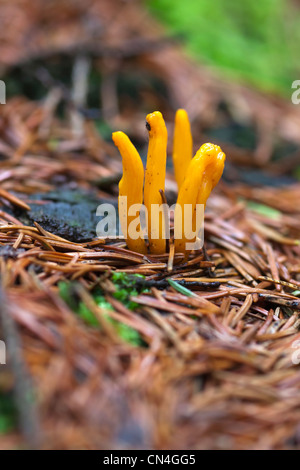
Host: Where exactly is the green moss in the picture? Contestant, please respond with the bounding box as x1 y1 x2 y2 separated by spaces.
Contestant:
58 273 148 346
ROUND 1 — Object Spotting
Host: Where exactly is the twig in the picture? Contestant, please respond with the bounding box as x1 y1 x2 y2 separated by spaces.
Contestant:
0 285 41 448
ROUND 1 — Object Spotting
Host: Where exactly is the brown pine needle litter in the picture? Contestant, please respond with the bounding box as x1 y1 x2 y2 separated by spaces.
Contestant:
1 0 300 447
0 98 300 451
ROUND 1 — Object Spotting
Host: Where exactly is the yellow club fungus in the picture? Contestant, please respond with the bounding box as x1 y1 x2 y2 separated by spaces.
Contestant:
144 111 168 254
172 108 193 190
112 111 226 256
112 131 146 254
174 143 226 254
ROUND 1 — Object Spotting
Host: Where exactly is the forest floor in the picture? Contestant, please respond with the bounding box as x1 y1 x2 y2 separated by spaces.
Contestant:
1 0 300 450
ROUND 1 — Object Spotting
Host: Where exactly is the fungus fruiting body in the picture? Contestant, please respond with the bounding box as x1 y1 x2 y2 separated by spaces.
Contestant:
144 112 168 255
172 109 193 190
112 110 226 256
112 131 146 254
174 143 225 254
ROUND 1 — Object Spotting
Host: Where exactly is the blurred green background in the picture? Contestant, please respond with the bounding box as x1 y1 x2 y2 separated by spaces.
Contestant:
147 0 300 95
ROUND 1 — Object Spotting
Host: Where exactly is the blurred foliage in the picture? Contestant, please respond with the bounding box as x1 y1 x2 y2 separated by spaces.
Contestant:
245 201 281 219
0 391 17 435
147 0 300 95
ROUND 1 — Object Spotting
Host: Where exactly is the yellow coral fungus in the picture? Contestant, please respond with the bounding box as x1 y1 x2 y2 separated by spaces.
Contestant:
172 109 193 190
174 143 225 254
112 111 226 257
144 111 168 254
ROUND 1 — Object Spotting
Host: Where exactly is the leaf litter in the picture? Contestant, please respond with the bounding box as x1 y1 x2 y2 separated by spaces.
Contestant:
0 0 300 451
